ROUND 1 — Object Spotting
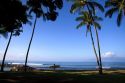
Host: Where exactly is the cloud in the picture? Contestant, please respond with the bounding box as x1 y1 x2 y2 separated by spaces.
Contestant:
102 51 115 58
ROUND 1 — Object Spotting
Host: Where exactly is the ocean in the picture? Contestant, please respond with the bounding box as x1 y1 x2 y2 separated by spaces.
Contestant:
2 61 125 71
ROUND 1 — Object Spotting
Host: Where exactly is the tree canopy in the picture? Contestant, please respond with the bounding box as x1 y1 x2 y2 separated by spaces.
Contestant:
0 0 29 37
27 0 63 21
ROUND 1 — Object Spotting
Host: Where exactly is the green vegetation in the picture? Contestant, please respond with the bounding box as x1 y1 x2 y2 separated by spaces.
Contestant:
0 0 125 79
0 0 63 72
68 0 104 74
105 0 125 26
24 0 63 72
0 70 125 83
0 0 29 72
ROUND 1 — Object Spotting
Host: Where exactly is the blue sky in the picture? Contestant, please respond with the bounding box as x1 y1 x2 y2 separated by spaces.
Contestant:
0 1 125 62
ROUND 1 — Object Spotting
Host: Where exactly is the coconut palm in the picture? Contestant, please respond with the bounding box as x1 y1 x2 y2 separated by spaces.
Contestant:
1 32 12 72
105 0 125 26
68 0 104 74
24 0 63 72
0 0 29 72
68 0 104 14
76 11 103 74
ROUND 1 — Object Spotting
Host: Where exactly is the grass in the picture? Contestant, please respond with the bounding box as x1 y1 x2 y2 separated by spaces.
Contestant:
0 70 125 83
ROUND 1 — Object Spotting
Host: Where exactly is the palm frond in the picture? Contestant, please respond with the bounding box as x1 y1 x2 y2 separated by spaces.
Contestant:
54 0 63 9
75 16 84 21
91 1 104 12
76 22 85 29
105 7 118 18
117 11 122 26
124 8 125 15
105 0 118 8
105 1 112 7
79 11 90 19
83 11 90 19
93 22 101 30
70 2 84 13
85 26 90 37
93 16 103 21
87 2 95 15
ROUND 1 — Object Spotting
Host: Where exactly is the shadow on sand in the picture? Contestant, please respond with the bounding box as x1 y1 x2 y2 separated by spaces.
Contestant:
0 70 125 83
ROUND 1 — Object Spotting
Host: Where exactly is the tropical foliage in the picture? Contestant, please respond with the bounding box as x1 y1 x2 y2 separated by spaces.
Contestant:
0 0 29 35
69 0 104 74
24 0 63 72
0 0 124 73
0 0 29 72
105 0 125 26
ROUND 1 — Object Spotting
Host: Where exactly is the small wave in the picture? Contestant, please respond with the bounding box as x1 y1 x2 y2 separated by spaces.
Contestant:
28 63 43 66
96 66 111 69
8 62 43 66
10 62 24 65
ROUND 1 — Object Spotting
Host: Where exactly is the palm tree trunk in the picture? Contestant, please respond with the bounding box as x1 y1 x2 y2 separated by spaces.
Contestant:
87 4 103 74
1 32 13 72
24 16 37 72
94 27 103 74
89 27 100 69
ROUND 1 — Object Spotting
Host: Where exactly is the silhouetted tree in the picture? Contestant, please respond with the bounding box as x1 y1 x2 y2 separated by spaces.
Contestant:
0 0 29 72
24 0 63 72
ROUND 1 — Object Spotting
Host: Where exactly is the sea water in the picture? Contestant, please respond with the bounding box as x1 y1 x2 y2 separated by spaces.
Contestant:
2 61 125 70
1 61 125 71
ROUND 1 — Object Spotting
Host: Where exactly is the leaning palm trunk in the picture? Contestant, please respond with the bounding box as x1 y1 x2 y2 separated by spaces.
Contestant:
24 16 37 72
1 32 13 72
87 5 103 74
89 27 100 69
94 27 102 74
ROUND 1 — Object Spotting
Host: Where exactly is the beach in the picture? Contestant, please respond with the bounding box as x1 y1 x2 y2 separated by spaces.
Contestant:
0 62 125 83
1 61 125 83
0 70 125 83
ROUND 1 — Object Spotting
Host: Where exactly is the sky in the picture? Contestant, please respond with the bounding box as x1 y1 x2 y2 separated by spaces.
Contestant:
0 1 125 62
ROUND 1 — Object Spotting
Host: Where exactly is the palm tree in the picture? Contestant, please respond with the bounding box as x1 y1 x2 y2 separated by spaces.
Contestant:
86 5 103 75
68 0 104 74
105 0 125 26
0 0 29 72
24 0 63 72
1 32 12 71
69 0 104 14
76 11 103 74
1 29 23 72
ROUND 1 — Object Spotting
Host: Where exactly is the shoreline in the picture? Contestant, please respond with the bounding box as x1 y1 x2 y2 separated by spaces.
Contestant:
1 63 125 71
1 66 125 72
